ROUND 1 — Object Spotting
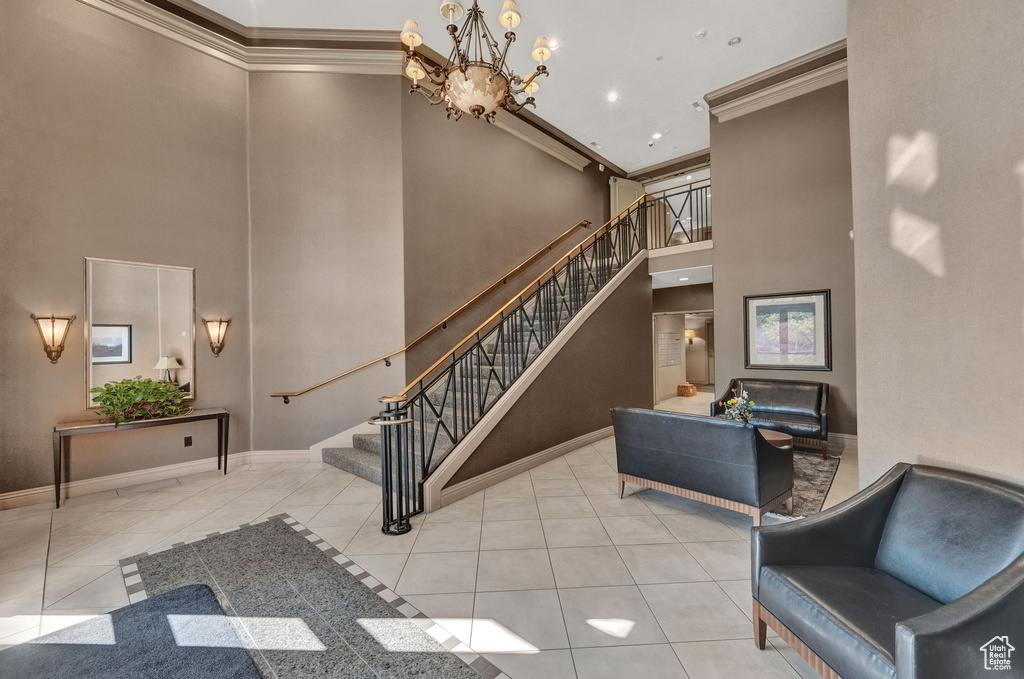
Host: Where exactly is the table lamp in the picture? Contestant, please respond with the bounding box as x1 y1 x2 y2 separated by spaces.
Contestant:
153 355 182 383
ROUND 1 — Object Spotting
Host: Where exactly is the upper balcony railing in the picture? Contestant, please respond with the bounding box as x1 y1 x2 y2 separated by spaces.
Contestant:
644 177 712 248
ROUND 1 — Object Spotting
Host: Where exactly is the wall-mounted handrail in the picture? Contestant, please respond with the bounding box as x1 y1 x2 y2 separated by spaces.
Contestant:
269 218 591 403
383 194 650 401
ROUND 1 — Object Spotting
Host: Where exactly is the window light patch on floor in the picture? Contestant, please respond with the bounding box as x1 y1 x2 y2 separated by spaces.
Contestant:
356 618 446 653
466 619 540 654
586 617 636 638
31 615 115 646
166 615 327 651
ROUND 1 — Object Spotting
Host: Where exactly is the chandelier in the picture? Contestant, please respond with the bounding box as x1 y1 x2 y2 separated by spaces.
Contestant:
400 1 553 122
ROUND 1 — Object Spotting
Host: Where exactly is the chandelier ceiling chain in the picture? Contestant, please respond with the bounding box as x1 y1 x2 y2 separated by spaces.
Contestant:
401 0 552 122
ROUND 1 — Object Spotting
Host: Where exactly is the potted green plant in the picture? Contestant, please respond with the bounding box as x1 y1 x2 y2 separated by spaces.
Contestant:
90 376 191 426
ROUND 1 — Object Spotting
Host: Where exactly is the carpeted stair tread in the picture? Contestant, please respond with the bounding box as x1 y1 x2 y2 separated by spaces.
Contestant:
322 446 381 485
351 432 380 455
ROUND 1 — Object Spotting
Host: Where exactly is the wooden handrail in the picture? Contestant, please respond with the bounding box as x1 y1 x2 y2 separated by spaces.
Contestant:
383 193 651 401
270 218 591 402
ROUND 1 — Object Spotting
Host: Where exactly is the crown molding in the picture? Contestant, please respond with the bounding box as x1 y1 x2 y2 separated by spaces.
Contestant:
706 39 847 122
78 0 404 73
78 0 602 170
627 148 711 183
491 110 591 172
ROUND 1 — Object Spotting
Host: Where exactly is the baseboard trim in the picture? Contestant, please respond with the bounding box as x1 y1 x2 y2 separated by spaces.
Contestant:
830 433 857 450
439 426 614 507
422 254 648 511
0 450 309 511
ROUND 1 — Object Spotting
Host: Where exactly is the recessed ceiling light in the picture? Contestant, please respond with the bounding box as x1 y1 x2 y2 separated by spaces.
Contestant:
656 55 663 61
652 132 662 139
728 36 742 46
607 92 618 102
679 277 689 281
695 28 707 39
686 175 693 180
549 38 560 50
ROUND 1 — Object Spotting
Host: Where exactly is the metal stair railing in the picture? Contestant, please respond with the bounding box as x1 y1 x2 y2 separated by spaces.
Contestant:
373 178 712 534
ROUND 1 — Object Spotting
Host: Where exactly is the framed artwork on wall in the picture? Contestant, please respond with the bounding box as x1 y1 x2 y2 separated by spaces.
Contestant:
91 324 132 364
744 290 831 370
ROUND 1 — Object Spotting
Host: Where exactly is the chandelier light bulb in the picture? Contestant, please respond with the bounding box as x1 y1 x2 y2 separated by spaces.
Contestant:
400 20 423 48
607 91 618 102
439 0 465 24
532 37 552 64
499 0 521 29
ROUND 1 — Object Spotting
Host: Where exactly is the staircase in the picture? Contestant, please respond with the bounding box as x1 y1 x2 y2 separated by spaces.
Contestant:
315 178 712 534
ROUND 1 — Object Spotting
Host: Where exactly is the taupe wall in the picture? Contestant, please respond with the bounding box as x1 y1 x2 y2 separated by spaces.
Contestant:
710 82 857 434
401 92 610 381
653 283 714 313
247 73 407 451
0 0 252 494
447 264 653 486
848 1 1024 485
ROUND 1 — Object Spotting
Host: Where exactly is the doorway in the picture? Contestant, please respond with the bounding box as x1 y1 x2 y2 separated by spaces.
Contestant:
653 310 715 415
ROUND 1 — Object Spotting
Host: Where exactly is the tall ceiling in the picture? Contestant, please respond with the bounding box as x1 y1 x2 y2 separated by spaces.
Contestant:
193 0 846 172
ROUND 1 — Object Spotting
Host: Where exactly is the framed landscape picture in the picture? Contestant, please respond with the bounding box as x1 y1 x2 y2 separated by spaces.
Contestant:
91 324 132 364
744 290 831 370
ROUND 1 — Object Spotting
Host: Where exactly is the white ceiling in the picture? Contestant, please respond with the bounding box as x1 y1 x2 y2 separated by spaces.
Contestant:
651 265 713 289
193 0 846 172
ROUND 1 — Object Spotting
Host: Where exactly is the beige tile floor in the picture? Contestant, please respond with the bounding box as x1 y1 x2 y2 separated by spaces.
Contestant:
0 438 859 679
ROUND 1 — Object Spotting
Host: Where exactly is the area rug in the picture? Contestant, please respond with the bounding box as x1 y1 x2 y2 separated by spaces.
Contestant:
770 450 842 520
118 515 505 679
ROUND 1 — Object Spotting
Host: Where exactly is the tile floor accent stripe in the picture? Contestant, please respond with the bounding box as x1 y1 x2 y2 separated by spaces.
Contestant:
118 513 508 679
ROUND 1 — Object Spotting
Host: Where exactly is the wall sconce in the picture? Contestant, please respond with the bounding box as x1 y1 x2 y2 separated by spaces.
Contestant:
684 329 697 345
153 355 182 383
202 318 230 357
30 314 76 364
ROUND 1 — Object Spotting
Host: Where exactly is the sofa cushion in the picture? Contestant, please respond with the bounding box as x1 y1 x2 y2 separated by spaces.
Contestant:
874 466 1024 604
758 566 942 679
747 412 823 439
737 379 822 418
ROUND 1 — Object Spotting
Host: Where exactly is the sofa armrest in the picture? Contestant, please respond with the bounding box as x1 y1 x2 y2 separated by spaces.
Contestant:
710 380 736 417
896 554 1024 678
753 435 794 506
751 463 910 597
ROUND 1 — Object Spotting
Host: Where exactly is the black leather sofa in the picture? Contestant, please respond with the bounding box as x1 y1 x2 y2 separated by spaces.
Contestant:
712 378 829 458
753 463 1024 679
611 407 793 526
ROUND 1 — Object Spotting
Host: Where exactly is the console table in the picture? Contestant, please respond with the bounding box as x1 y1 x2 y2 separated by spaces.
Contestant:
53 408 229 508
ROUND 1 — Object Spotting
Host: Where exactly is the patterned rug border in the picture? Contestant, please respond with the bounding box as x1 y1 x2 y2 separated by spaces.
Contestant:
116 514 508 679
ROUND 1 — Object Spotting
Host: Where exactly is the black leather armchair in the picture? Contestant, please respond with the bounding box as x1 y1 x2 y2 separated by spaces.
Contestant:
752 463 1024 679
611 407 793 526
712 378 829 458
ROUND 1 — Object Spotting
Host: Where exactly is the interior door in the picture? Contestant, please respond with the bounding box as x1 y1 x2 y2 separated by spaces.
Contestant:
610 177 644 217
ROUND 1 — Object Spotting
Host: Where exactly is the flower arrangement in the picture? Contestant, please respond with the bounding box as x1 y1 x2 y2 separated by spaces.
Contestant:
719 388 755 423
90 376 191 426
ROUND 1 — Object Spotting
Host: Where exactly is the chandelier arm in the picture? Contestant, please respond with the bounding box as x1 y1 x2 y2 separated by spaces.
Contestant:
451 17 473 70
477 15 505 66
493 32 517 76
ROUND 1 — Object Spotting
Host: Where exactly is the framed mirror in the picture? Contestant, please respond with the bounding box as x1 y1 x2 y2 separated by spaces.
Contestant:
85 258 196 408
